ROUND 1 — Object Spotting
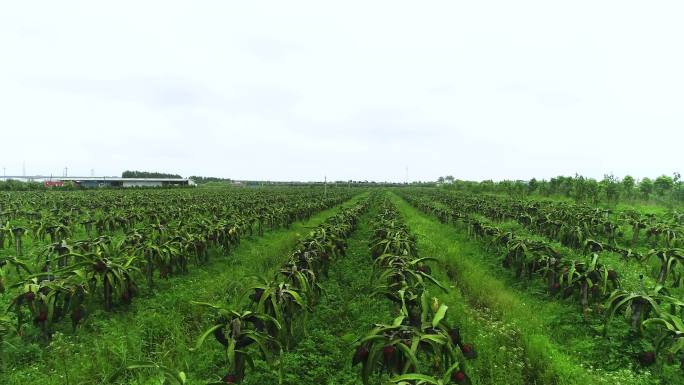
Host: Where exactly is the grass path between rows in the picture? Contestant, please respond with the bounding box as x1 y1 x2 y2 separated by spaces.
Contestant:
242 206 394 385
389 193 662 385
3 194 367 385
243 196 550 385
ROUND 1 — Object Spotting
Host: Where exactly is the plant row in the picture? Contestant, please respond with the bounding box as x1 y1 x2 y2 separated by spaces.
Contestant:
0 189 351 345
352 197 476 385
401 190 684 371
419 189 682 260
191 200 368 384
0 189 350 258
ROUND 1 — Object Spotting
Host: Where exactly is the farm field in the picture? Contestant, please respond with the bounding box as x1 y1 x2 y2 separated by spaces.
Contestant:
4 1 683 383
0 187 683 385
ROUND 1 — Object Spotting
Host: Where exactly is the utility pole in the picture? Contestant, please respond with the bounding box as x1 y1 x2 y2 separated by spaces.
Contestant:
64 167 68 177
405 166 408 184
324 175 327 198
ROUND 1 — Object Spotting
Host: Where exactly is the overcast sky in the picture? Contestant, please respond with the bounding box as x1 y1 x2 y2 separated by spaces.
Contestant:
1 1 682 182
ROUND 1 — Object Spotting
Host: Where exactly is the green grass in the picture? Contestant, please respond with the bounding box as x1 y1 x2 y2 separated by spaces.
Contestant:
389 193 666 385
244 200 539 385
241 200 539 385
241 206 394 385
1 194 367 385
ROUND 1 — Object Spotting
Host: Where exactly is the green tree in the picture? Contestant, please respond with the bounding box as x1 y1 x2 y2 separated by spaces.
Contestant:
479 179 494 193
639 177 654 199
601 174 620 203
673 172 683 203
122 170 182 179
585 179 600 204
622 175 635 199
571 175 588 202
514 180 527 197
653 175 674 197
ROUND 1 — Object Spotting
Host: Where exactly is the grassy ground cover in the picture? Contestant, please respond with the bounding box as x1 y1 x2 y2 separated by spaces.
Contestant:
244 198 539 385
239 207 394 384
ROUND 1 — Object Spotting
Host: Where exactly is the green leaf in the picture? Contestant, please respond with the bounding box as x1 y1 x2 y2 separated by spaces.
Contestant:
393 315 406 327
177 371 187 384
432 304 448 328
390 373 439 384
396 342 419 372
193 324 223 350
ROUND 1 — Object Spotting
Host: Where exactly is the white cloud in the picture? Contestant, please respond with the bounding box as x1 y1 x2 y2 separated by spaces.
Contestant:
0 0 681 181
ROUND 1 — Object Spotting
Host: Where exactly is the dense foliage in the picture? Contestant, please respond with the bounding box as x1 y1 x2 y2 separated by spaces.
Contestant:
437 173 684 206
0 180 48 191
189 176 233 184
121 171 183 179
2 185 682 384
401 188 684 379
352 197 475 384
0 188 352 349
192 199 368 383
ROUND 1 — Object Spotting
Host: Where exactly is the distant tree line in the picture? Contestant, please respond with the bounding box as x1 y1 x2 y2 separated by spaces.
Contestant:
0 180 47 191
189 176 232 184
121 170 182 179
237 180 435 187
437 173 684 206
